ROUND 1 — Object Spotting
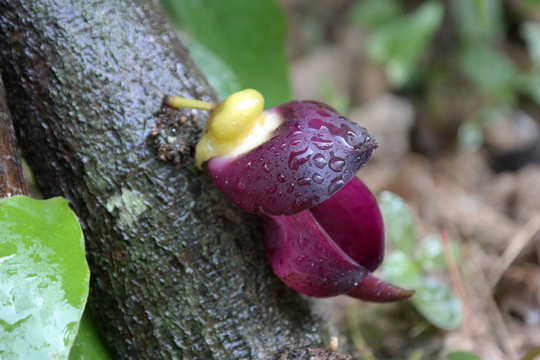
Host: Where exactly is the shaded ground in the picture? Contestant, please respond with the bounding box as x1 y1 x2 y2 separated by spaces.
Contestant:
281 1 540 359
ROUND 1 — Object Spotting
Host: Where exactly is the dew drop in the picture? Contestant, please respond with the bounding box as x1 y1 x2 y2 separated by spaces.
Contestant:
277 173 287 183
292 198 313 213
235 179 247 193
311 137 334 151
244 161 252 170
263 163 272 173
288 147 311 170
329 156 345 172
287 130 303 138
328 176 345 196
265 184 277 194
287 183 295 193
313 154 327 169
297 177 311 186
312 173 324 184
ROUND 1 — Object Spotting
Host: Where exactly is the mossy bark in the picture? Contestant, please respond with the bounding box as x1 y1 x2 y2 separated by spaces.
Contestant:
0 1 332 359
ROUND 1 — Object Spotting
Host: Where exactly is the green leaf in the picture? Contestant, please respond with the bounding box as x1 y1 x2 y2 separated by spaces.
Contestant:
412 277 462 330
379 191 417 254
162 0 291 107
447 351 483 360
350 0 402 29
450 0 504 42
379 250 423 289
366 1 443 87
69 309 113 360
459 44 518 101
0 196 89 360
522 21 540 64
525 70 540 106
179 33 242 100
415 235 461 272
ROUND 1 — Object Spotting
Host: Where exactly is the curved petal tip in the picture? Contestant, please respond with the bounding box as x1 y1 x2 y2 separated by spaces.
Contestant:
347 272 414 303
262 212 368 297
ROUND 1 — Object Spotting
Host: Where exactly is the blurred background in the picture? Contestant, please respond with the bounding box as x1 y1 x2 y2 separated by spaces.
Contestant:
162 1 540 359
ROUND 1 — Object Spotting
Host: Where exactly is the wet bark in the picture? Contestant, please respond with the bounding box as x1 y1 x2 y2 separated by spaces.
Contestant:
0 75 27 197
0 1 332 359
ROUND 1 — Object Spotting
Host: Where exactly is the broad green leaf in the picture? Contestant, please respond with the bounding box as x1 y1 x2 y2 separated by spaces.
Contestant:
0 196 89 360
162 0 291 107
459 44 518 101
412 276 462 330
446 351 482 360
366 1 443 87
379 191 417 254
522 21 540 64
450 0 504 42
525 70 540 106
179 33 242 100
379 250 423 289
350 0 402 29
69 309 113 360
415 235 461 272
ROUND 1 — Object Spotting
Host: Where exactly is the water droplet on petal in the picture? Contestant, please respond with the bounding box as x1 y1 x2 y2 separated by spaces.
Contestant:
288 147 312 170
312 173 324 184
313 154 327 169
329 156 345 172
311 137 334 151
287 183 295 193
235 178 247 193
297 177 311 186
292 198 313 213
277 173 287 183
328 176 345 196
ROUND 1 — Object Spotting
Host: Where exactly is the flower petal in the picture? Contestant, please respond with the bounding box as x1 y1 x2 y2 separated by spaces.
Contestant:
208 101 376 215
262 211 367 297
309 177 384 272
347 272 415 302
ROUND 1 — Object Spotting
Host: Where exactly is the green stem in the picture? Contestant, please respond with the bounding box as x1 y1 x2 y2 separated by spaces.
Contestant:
164 95 217 111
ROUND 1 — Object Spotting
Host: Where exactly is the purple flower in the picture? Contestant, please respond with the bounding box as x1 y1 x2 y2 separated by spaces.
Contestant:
165 89 413 302
262 177 412 301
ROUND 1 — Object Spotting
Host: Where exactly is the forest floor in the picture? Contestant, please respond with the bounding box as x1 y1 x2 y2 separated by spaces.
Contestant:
281 1 540 359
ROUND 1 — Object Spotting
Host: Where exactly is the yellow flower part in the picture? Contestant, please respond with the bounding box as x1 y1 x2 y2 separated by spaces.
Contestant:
195 89 265 167
165 89 281 168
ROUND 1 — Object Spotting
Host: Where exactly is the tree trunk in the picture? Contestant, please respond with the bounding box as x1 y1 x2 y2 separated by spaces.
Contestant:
0 1 332 359
0 75 27 197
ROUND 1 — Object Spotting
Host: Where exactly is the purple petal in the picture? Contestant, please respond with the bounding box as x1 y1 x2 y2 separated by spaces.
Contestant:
262 211 368 297
309 177 384 271
208 101 376 215
347 273 415 302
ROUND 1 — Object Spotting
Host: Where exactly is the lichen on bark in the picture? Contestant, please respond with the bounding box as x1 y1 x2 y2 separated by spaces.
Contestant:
0 0 332 358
